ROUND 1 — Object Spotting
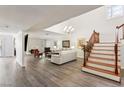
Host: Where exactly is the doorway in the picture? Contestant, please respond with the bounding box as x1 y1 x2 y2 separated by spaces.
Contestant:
0 34 15 58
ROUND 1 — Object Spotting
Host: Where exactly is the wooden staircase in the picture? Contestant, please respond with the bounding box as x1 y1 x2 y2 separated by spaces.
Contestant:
82 42 121 82
81 24 124 82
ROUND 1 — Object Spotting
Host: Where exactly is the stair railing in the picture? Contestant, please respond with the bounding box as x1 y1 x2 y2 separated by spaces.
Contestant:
115 24 124 74
83 30 99 66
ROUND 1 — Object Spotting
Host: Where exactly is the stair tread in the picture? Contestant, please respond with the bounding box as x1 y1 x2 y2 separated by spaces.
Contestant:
89 56 120 61
88 59 120 65
91 52 120 56
94 46 120 47
82 66 120 76
97 42 120 44
87 61 120 68
93 49 120 51
98 42 115 44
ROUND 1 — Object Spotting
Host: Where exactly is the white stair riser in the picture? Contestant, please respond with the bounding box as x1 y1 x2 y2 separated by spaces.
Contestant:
92 50 120 54
82 68 120 82
87 63 120 72
93 47 120 50
94 43 121 46
94 44 114 46
90 54 120 59
88 58 120 65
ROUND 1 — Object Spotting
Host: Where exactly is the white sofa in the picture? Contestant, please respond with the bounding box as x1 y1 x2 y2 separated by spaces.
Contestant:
51 50 76 64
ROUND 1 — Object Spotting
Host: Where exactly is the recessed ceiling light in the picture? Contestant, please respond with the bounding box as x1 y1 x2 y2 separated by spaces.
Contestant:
64 26 67 31
64 25 74 33
68 26 72 30
70 28 74 32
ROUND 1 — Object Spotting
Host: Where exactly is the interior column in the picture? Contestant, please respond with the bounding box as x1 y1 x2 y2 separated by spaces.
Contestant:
15 31 25 67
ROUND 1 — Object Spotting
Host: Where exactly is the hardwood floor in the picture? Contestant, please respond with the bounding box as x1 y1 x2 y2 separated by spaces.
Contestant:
0 56 124 87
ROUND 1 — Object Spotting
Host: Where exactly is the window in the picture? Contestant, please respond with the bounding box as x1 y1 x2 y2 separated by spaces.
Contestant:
107 5 124 18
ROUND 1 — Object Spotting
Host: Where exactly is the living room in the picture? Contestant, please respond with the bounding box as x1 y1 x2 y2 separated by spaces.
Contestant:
0 4 124 88
25 28 77 64
1 0 124 93
25 5 124 67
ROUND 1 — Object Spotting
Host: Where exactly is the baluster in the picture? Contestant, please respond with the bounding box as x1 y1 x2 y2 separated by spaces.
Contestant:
83 30 99 67
83 45 86 66
115 26 120 75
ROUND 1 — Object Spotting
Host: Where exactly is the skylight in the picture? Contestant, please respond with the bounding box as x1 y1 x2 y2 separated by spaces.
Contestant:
107 5 124 18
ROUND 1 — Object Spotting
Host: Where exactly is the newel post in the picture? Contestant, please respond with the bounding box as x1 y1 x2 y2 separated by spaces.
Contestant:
83 45 86 66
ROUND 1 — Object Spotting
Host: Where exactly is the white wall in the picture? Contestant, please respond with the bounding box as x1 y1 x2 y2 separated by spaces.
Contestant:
27 30 68 50
15 31 24 67
120 40 124 69
46 39 54 48
0 34 14 57
27 38 46 52
46 39 59 49
27 37 64 52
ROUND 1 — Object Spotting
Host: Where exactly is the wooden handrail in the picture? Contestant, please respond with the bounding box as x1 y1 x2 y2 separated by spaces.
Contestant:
115 30 119 75
116 24 124 39
83 30 99 66
115 24 124 74
116 24 124 29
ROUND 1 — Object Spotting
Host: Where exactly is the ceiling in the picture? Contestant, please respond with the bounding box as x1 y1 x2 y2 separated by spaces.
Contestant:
28 30 65 40
0 5 101 33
